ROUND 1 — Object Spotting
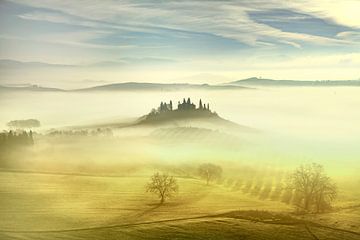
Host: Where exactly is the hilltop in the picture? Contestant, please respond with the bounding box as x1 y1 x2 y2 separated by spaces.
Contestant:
71 98 254 133
135 98 254 133
138 98 214 124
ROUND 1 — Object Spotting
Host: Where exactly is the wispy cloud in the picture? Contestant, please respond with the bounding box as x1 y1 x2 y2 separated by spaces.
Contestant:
9 0 360 48
1 0 359 84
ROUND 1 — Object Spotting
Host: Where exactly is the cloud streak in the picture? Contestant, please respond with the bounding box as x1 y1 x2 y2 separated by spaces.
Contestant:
8 0 360 48
0 0 359 84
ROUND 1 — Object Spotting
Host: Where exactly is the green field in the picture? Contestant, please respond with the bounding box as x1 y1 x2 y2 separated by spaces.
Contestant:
1 171 359 240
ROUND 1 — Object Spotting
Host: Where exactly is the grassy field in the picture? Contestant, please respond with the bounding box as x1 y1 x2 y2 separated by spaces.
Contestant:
0 171 359 239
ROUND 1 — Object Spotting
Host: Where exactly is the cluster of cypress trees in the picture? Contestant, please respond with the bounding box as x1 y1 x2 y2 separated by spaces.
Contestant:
159 100 173 112
159 98 210 111
0 130 34 148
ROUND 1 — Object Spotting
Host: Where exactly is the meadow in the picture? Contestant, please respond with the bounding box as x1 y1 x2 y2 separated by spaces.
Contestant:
0 170 359 240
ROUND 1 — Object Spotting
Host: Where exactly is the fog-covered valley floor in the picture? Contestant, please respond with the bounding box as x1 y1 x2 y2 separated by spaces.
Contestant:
0 87 359 239
1 87 359 174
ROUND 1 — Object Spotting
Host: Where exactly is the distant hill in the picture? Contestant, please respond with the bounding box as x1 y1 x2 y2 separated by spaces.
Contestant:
63 98 261 139
3 78 359 92
0 85 64 92
76 82 250 91
0 82 251 92
0 59 75 68
134 98 255 133
71 98 255 134
228 77 360 86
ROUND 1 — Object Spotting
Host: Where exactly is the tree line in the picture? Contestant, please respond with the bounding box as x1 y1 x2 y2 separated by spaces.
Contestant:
0 130 34 148
146 162 337 213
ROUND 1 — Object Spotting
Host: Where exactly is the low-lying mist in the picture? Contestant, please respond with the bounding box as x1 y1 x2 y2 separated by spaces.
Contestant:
0 87 359 180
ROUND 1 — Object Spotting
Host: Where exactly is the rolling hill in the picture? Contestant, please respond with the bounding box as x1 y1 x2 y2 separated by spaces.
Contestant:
131 99 255 134
228 77 360 86
0 82 250 92
76 82 250 91
2 78 359 93
68 98 255 136
0 85 64 92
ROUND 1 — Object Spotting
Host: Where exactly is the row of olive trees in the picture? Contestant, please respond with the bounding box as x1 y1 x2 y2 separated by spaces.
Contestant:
146 162 336 213
219 163 337 213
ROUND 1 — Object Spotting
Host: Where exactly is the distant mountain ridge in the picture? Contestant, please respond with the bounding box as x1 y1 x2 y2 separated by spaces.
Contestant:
0 82 250 92
0 84 64 92
228 77 360 86
1 78 359 92
76 82 250 91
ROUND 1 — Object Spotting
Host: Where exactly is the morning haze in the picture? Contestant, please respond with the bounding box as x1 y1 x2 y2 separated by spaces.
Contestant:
0 1 359 239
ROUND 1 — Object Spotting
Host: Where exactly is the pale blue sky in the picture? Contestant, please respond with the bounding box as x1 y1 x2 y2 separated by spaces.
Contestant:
0 0 359 88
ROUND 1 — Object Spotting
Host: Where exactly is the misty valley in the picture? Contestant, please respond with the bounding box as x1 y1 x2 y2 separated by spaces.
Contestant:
0 86 359 240
1 0 360 239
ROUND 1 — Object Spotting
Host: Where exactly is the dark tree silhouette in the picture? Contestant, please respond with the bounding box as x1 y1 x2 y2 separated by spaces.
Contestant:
146 172 178 204
0 130 34 148
288 163 337 212
198 163 222 185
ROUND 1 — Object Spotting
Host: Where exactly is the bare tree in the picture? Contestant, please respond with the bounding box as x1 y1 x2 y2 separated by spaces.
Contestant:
288 163 337 213
314 176 337 212
146 172 178 204
198 163 222 185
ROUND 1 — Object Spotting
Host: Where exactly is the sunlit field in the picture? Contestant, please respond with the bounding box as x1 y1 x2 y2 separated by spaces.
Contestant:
1 171 359 240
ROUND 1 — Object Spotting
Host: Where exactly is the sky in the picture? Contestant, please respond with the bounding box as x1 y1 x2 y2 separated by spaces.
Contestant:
0 0 359 88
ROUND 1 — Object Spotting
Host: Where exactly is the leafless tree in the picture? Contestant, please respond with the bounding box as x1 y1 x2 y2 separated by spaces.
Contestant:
314 176 337 212
288 163 337 213
146 172 178 204
198 163 222 185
